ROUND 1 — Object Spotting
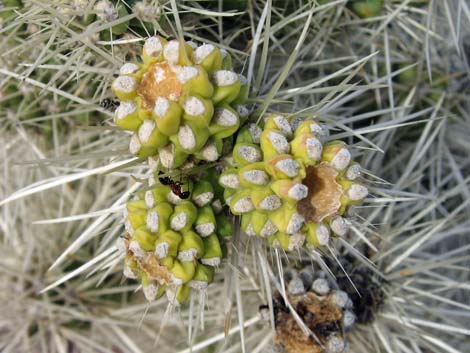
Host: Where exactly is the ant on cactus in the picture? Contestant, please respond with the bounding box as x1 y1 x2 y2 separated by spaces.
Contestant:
158 171 190 199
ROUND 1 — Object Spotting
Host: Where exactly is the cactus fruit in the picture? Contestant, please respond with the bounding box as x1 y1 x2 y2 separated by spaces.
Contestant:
220 114 368 252
112 36 248 168
118 173 232 305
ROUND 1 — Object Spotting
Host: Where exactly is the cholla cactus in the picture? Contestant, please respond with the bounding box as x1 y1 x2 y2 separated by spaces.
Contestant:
219 114 368 252
112 36 248 168
119 170 233 305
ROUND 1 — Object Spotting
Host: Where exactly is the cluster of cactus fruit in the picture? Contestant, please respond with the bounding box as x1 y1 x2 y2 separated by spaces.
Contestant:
117 168 233 304
112 37 368 304
222 115 368 252
111 35 248 167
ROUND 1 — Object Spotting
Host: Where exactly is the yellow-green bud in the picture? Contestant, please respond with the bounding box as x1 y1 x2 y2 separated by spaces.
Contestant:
233 143 263 166
229 190 255 215
170 260 196 285
145 185 171 208
172 284 191 304
141 273 160 302
322 141 351 171
269 204 304 235
305 222 330 248
264 114 293 138
294 119 327 139
132 226 157 251
195 138 223 162
270 179 308 203
155 230 182 259
177 231 204 261
126 209 147 233
129 133 159 158
142 36 167 64
219 168 240 189
182 95 214 126
112 75 138 101
265 154 305 180
231 74 248 105
183 65 214 98
195 206 217 237
241 212 256 237
127 199 147 213
201 234 223 266
189 264 214 289
239 163 270 188
191 181 215 207
152 97 182 136
209 105 240 139
251 187 282 212
114 101 142 131
290 133 323 166
212 70 241 104
146 202 173 233
260 129 290 159
192 44 223 73
250 211 279 238
170 120 209 154
163 40 193 66
235 124 262 145
221 49 232 69
339 180 368 213
170 201 197 232
138 119 169 149
158 144 189 169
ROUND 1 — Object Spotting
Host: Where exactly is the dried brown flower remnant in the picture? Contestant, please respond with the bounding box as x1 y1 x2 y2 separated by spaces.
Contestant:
138 62 183 109
272 291 346 353
298 163 342 223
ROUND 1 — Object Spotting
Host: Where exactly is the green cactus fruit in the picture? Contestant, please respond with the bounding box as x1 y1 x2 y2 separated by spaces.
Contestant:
189 264 215 289
120 174 230 304
112 36 249 169
178 231 204 261
218 113 368 252
201 233 223 266
191 181 215 207
170 201 198 232
195 206 217 237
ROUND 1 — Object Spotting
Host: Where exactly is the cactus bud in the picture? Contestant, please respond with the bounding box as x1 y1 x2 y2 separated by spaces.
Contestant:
194 206 217 237
212 70 241 104
155 230 182 259
177 231 204 261
191 181 215 207
260 129 290 159
201 234 223 266
170 201 198 232
114 101 141 131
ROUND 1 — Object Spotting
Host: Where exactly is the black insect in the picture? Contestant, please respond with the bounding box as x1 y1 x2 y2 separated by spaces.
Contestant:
100 98 119 111
170 181 191 199
158 171 191 199
158 171 172 186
